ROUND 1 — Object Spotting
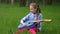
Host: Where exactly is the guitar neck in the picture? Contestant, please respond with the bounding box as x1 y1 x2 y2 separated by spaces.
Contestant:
40 19 52 22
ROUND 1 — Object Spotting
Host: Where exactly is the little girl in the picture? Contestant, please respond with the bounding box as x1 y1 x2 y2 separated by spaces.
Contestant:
16 3 42 34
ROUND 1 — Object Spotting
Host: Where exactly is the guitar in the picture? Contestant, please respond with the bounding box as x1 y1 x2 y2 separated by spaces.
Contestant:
19 19 52 29
26 19 52 28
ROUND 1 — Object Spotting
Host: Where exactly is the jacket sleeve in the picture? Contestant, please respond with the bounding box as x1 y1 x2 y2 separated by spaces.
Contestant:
38 13 43 31
20 13 30 24
39 13 43 20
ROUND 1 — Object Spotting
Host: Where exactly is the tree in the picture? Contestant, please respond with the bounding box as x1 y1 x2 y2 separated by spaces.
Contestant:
5 0 9 4
0 0 1 5
19 0 26 6
11 0 14 6
43 0 46 6
43 0 52 5
47 0 52 5
32 0 39 3
26 0 29 6
26 0 40 7
26 0 32 6
0 0 1 3
19 0 40 7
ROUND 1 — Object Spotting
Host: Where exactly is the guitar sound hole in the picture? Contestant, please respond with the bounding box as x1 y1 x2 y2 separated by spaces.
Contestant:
34 22 36 24
28 22 30 24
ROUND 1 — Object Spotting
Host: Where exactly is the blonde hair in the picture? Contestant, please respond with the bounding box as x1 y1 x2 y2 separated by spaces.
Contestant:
30 3 37 9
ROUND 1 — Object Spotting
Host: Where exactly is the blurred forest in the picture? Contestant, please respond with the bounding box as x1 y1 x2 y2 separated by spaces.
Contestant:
0 0 60 6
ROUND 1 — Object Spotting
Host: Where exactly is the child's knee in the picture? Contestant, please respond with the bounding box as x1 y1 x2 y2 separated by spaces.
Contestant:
29 30 36 34
29 28 37 34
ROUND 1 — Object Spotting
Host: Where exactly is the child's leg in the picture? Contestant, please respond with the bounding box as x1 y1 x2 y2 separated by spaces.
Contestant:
16 29 24 34
29 28 38 34
16 28 28 34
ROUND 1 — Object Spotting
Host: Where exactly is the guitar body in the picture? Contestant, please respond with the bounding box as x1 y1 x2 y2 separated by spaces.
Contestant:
26 22 38 28
18 21 38 29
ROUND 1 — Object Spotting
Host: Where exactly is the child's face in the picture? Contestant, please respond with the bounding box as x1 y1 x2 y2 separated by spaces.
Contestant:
30 6 37 14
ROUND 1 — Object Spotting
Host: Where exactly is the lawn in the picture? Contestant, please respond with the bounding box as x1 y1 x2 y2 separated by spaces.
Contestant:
0 3 60 34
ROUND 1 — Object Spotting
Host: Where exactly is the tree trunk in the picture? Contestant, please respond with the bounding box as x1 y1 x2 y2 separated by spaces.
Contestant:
43 0 46 6
0 0 1 3
35 0 39 4
19 0 26 7
6 0 9 4
11 0 14 6
47 0 52 5
26 0 29 6
0 0 1 5
32 0 39 3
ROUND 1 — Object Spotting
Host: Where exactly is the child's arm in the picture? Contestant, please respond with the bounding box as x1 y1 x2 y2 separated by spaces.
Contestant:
38 13 43 22
20 13 30 26
37 13 43 30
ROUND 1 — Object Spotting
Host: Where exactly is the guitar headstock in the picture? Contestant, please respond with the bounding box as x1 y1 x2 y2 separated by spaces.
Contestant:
43 19 52 22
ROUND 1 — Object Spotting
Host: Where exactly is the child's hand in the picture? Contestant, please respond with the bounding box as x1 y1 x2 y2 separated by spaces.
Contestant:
22 23 26 26
36 20 40 23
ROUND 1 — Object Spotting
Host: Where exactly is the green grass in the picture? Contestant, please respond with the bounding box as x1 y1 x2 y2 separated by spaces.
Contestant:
0 3 60 34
